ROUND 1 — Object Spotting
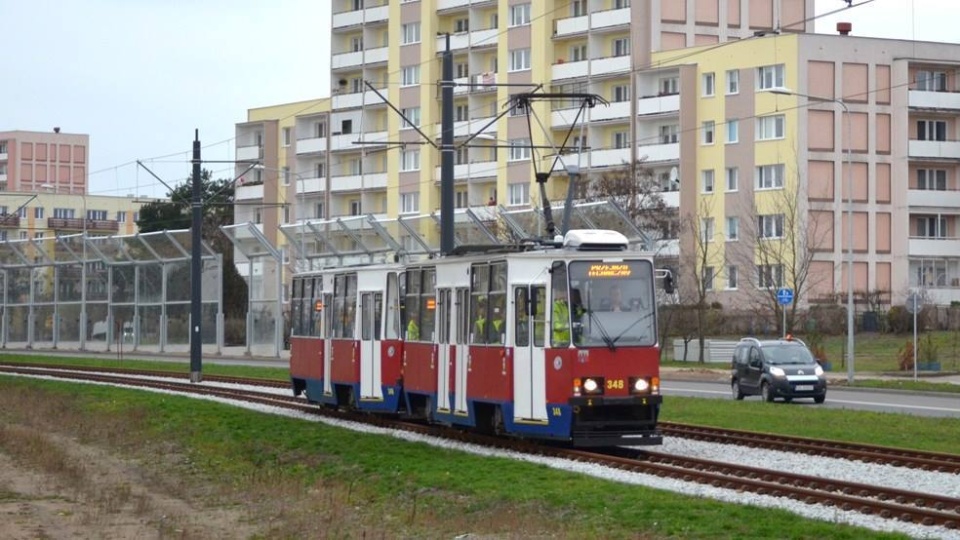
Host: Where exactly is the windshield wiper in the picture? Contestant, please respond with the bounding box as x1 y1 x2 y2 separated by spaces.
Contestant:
610 311 655 346
584 310 617 351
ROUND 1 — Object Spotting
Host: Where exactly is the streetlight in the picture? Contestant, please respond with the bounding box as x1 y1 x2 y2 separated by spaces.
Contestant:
771 89 854 383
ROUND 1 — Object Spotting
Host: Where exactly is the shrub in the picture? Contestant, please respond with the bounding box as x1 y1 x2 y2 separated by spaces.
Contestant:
887 306 911 334
897 340 915 371
224 317 247 347
919 333 939 364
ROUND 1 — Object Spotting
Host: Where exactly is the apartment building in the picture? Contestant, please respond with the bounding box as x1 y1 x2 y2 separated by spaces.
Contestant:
0 190 147 244
660 30 960 307
0 129 89 195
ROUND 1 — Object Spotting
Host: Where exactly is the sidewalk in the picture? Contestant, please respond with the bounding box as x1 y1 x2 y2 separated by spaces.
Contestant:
662 365 960 386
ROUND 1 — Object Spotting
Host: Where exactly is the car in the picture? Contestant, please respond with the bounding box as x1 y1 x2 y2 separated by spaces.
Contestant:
730 336 827 403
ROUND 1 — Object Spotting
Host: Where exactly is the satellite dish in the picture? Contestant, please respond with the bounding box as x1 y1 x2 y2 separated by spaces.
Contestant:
669 167 679 182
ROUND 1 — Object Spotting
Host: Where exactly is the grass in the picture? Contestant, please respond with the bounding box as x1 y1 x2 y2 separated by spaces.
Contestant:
0 376 924 539
0 352 289 381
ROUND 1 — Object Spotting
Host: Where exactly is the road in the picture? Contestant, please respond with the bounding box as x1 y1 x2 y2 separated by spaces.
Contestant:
662 379 960 418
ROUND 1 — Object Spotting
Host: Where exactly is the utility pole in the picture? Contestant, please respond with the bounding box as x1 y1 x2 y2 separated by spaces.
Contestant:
440 33 454 256
190 130 203 382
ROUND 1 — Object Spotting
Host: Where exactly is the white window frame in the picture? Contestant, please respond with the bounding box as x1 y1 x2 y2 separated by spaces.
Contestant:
702 72 715 97
508 139 531 161
401 65 420 86
757 264 784 289
400 192 420 214
917 120 947 141
612 84 630 103
726 119 739 144
725 216 739 241
509 48 531 72
757 64 786 90
701 217 715 242
508 183 529 206
401 22 421 44
659 77 679 96
703 266 715 291
613 131 630 149
702 121 715 145
509 3 531 27
400 107 421 129
701 169 715 193
613 37 630 57
916 70 948 92
725 167 739 192
570 44 587 62
917 169 947 190
400 149 421 171
756 114 785 140
116 211 126 223
917 216 947 238
726 265 738 289
726 69 739 94
660 124 679 144
282 127 291 146
758 214 785 239
756 164 785 190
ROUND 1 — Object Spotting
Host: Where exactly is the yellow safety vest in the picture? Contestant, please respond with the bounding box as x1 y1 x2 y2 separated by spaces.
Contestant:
552 300 570 345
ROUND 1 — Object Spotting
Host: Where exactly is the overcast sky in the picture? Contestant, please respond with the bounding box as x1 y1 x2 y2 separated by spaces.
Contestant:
1 0 955 199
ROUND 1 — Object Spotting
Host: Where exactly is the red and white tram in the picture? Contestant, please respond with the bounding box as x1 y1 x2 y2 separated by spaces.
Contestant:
289 229 668 447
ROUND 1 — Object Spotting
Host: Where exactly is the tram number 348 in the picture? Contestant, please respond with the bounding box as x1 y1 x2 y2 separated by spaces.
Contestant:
606 379 625 390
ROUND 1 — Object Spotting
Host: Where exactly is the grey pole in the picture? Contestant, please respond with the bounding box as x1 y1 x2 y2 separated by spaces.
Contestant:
841 101 854 384
190 130 203 382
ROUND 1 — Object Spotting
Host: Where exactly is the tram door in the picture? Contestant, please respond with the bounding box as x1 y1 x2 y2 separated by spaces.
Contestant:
359 291 383 399
322 291 334 396
453 287 470 414
513 284 547 421
436 288 452 412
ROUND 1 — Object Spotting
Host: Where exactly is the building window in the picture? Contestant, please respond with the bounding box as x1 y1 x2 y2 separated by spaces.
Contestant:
726 69 739 94
758 264 783 288
726 119 739 143
19 231 28 240
612 84 630 103
612 37 630 57
660 77 679 95
53 208 75 219
917 169 947 190
701 169 715 193
613 132 630 149
725 167 739 191
400 149 420 171
34 232 45 240
509 3 531 26
34 207 45 219
315 162 326 178
349 200 361 216
282 127 291 146
917 216 947 238
316 122 326 137
702 72 715 97
660 124 679 144
400 192 420 214
454 18 469 33
315 202 325 219
570 44 587 62
401 65 420 86
757 114 785 140
133 212 139 222
756 164 785 189
917 120 947 141
758 214 785 239
726 265 738 289
508 183 529 206
701 217 714 242
757 64 786 90
702 121 715 144
401 22 421 44
0 141 6 154
351 36 363 52
726 216 739 241
88 209 107 221
508 139 531 161
509 48 531 71
283 206 290 224
916 71 947 92
571 0 586 16
401 107 421 128
702 266 715 291
614 0 630 8
455 190 468 208
455 104 469 122
456 62 469 78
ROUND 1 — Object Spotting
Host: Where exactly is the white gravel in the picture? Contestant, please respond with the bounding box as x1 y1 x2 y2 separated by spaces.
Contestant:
3 370 958 539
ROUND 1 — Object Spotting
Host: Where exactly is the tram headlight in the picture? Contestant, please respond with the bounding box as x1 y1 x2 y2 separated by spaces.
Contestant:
582 377 601 394
631 377 649 393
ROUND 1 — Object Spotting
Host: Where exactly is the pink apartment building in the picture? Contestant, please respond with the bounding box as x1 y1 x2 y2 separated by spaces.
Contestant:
0 129 89 195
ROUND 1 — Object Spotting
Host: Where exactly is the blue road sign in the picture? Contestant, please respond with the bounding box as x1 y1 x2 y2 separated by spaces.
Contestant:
776 288 794 305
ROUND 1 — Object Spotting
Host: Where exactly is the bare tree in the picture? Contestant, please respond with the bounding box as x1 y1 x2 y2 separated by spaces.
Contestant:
678 197 717 363
579 159 676 244
734 167 833 335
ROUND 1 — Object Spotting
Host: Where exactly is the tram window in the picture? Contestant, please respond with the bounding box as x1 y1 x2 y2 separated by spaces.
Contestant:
419 268 436 342
333 275 345 337
488 262 506 344
405 269 421 340
532 285 545 347
344 274 357 339
385 272 400 339
515 287 529 347
373 292 383 341
361 295 372 341
290 279 301 336
551 262 571 348
470 264 490 344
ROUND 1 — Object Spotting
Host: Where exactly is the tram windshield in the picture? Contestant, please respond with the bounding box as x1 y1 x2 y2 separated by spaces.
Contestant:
568 260 656 348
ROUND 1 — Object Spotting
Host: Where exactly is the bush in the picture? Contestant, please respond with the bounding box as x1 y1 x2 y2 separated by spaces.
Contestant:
887 306 911 334
224 317 247 347
897 340 915 371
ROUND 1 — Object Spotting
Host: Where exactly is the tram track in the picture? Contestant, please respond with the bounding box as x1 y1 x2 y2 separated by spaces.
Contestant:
0 364 957 530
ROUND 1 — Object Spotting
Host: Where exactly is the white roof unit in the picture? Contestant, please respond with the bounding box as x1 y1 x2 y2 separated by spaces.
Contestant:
562 229 628 251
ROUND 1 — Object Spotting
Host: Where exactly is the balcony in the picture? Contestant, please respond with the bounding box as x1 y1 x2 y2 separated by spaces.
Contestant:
330 130 388 152
236 184 264 201
637 94 680 116
47 218 120 233
565 142 679 169
908 189 960 209
433 116 496 138
909 236 960 258
332 4 388 29
0 215 19 228
592 7 631 30
552 59 589 80
434 160 498 181
908 139 960 160
237 145 262 162
296 137 327 155
555 15 588 37
330 172 387 192
435 28 498 51
332 88 385 109
332 46 388 70
908 89 960 110
592 55 630 76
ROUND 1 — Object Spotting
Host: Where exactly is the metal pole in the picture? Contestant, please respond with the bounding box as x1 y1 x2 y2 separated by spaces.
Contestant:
190 130 203 382
440 33 455 256
842 101 854 384
912 306 918 382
